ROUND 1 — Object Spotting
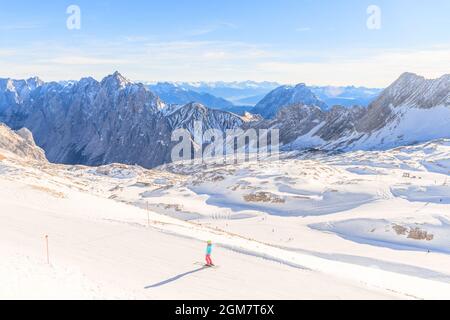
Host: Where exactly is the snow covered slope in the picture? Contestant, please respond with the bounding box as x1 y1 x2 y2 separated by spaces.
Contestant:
5 177 379 299
0 157 402 299
1 136 450 299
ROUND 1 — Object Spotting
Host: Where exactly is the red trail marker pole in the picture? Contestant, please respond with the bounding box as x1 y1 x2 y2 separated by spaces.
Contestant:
45 235 49 264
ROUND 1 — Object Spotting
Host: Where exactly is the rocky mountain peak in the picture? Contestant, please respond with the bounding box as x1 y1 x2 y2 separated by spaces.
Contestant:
101 71 132 89
294 83 307 89
26 76 45 89
253 83 328 119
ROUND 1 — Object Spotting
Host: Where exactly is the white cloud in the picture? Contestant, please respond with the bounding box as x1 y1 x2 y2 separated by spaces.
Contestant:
0 49 16 57
1 37 449 87
203 51 228 60
258 46 450 87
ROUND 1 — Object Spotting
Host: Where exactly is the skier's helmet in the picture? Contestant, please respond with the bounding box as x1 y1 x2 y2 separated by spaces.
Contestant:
207 240 212 244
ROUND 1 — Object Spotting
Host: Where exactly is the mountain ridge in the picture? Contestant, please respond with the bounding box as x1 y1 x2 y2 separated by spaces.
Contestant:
0 72 245 168
255 72 450 151
1 71 449 168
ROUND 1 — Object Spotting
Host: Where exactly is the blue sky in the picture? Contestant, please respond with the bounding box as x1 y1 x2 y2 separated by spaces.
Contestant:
0 0 449 86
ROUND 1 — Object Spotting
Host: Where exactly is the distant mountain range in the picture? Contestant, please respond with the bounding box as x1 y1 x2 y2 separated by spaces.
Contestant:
310 86 383 108
161 81 281 106
1 71 449 168
148 81 382 115
148 82 235 110
148 81 273 115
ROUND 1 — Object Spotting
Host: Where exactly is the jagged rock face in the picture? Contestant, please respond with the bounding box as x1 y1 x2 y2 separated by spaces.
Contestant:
0 73 245 168
355 73 450 133
251 104 325 145
252 84 328 119
166 102 244 135
370 72 450 110
1 72 174 168
345 73 450 150
317 106 366 142
0 77 43 112
252 73 450 151
0 123 46 161
1 71 449 166
252 104 366 148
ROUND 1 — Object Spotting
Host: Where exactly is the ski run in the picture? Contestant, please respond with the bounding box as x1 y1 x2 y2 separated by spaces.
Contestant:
1 139 450 299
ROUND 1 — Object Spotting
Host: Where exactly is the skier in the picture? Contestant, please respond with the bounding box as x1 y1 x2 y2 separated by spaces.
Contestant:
205 240 214 266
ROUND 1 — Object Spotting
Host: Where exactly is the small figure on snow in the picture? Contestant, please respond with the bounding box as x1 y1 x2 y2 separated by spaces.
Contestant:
205 240 214 266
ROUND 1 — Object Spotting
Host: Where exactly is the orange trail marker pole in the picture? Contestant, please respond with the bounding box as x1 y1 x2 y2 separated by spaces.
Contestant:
45 235 49 264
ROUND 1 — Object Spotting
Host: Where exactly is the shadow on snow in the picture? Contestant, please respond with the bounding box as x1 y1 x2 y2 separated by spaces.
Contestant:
144 267 207 289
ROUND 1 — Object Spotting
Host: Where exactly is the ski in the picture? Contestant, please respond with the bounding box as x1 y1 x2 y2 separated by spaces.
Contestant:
194 262 219 269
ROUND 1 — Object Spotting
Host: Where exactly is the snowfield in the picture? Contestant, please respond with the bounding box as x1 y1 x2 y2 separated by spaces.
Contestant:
0 173 398 300
1 140 450 299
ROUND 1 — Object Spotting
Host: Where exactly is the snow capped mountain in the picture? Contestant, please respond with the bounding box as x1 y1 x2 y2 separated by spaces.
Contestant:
0 72 246 168
368 72 450 110
252 83 329 119
1 71 448 168
0 72 174 168
0 123 46 161
101 70 134 90
264 73 450 151
343 72 450 150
